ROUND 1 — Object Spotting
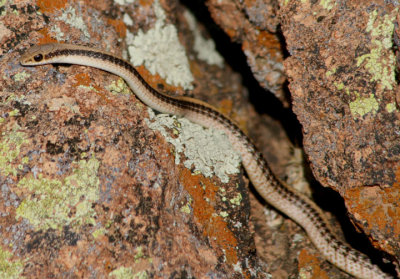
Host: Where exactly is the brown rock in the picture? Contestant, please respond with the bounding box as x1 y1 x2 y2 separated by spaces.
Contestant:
281 0 400 267
0 0 270 278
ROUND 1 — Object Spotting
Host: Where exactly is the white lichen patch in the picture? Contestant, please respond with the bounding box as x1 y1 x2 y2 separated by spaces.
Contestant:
183 10 224 67
123 13 134 26
55 6 90 39
263 207 283 228
50 25 65 41
114 0 135 5
125 0 194 90
145 108 240 183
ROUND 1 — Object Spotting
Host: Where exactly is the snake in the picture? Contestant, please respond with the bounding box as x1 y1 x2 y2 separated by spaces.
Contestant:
19 43 392 279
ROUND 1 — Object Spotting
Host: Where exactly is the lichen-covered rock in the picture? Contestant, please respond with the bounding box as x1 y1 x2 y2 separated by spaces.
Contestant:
206 0 288 106
280 0 400 265
0 0 270 277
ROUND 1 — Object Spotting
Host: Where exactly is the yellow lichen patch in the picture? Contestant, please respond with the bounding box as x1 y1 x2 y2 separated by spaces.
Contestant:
0 246 24 279
0 123 28 177
298 249 330 279
15 157 100 231
92 228 106 239
319 0 334 10
356 10 396 91
109 267 148 279
107 78 132 96
349 93 379 118
12 71 30 82
179 168 239 265
386 102 397 113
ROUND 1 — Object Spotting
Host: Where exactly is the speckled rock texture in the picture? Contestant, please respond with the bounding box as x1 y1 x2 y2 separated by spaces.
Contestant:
0 0 270 278
206 0 288 106
206 0 400 277
280 0 400 268
3 0 400 278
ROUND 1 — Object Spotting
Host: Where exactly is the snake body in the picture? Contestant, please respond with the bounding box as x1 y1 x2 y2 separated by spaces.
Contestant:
20 43 391 279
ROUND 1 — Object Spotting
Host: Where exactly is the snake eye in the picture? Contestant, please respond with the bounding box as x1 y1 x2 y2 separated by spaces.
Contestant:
33 54 43 62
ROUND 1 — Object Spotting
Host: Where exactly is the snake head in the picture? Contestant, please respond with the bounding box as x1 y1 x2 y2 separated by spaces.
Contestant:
19 43 58 66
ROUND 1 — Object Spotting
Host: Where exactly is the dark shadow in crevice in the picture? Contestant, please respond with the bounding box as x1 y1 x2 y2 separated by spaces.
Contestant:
179 0 300 143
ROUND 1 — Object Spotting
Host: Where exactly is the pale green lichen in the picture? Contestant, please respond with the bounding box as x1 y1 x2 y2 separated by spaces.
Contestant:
333 81 344 90
109 267 135 279
77 84 97 92
92 228 106 239
145 108 241 183
356 10 396 91
183 10 223 67
134 247 144 262
109 267 148 279
0 124 28 177
107 78 132 95
126 0 194 90
320 0 334 10
219 211 228 218
325 68 336 77
55 6 90 39
0 246 24 279
349 93 379 118
229 193 242 206
180 200 191 214
386 102 397 113
15 157 100 231
2 94 29 106
8 109 19 117
12 72 30 82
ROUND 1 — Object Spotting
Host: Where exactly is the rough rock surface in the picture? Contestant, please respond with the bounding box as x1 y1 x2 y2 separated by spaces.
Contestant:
281 0 400 265
206 0 400 277
206 0 288 106
2 0 399 278
0 0 270 278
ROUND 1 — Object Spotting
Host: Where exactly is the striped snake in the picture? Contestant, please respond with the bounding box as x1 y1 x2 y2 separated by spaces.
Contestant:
19 43 392 278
